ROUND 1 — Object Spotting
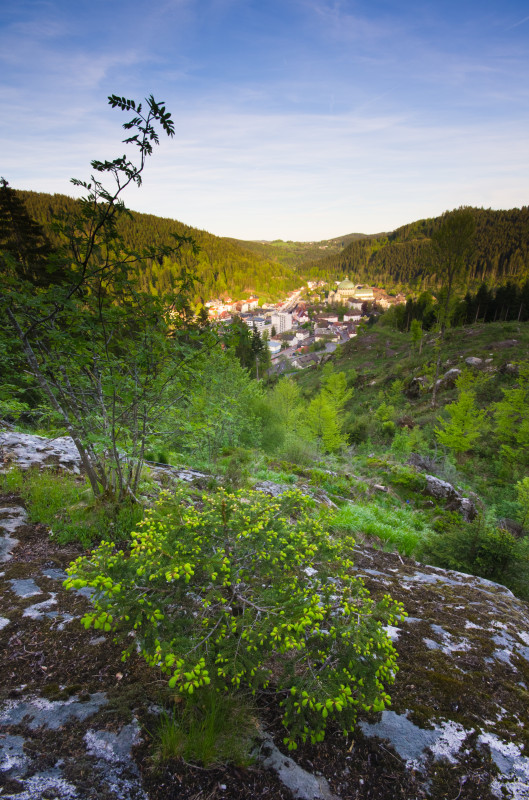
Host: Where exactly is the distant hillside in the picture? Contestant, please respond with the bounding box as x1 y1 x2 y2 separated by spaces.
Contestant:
303 207 529 291
227 232 382 269
15 190 302 304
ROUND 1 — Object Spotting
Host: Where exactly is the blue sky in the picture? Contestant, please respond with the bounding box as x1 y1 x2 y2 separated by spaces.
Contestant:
1 0 529 240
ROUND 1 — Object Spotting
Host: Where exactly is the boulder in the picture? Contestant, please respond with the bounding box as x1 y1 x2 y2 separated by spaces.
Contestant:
407 452 439 473
0 432 83 473
352 547 529 800
465 356 483 368
406 376 429 398
500 362 519 376
423 474 477 520
498 517 526 539
435 368 461 392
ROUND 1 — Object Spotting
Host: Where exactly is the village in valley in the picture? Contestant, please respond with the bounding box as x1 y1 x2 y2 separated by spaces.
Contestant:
204 280 407 372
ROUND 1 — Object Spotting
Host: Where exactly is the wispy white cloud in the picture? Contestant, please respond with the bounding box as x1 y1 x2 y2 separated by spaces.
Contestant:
2 0 529 239
506 14 529 30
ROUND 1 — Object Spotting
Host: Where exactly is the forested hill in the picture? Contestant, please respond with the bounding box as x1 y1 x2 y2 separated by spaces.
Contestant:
303 207 529 291
15 190 302 304
226 232 380 270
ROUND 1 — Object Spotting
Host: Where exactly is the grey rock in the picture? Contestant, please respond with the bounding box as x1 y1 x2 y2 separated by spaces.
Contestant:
423 474 477 520
465 357 483 367
0 505 28 534
435 368 461 391
85 723 142 764
9 578 42 599
0 432 82 473
23 594 58 619
0 505 26 563
0 693 108 730
1 771 80 800
254 480 292 498
259 733 339 800
406 376 429 398
500 362 519 376
407 453 439 473
0 733 28 777
359 710 446 766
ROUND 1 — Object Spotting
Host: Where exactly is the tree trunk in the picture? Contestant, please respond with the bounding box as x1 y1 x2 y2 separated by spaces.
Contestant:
6 308 102 496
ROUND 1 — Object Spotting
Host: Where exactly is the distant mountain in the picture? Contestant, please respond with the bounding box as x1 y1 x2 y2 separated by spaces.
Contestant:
303 207 529 291
14 190 302 304
226 232 387 270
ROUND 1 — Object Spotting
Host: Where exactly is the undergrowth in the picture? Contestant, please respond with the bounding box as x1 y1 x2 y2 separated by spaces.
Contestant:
153 691 257 767
330 501 433 556
0 466 143 547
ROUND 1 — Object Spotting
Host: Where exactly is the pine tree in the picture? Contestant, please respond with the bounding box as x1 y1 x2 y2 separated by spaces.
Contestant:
435 390 486 459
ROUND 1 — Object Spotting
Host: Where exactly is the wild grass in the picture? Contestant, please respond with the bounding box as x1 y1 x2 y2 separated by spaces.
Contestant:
330 500 434 556
153 691 257 767
0 466 142 547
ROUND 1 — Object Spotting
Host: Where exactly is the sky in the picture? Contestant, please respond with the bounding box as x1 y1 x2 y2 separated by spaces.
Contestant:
1 0 529 241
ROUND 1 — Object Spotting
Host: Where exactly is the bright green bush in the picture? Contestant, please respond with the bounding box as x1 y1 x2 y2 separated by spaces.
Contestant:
65 488 405 750
420 515 529 596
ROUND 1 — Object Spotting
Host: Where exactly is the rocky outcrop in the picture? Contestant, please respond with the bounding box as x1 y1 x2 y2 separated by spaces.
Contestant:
465 356 483 368
1 438 529 799
435 367 461 392
422 474 477 520
353 547 529 800
406 376 429 398
0 432 83 473
407 455 478 520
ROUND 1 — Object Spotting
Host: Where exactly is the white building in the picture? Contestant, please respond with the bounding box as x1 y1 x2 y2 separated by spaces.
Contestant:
271 312 293 333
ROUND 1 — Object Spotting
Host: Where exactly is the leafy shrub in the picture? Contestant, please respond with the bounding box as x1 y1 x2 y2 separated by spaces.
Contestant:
220 447 253 490
345 413 370 444
420 515 529 594
388 465 427 496
65 488 404 750
381 421 396 439
281 435 317 465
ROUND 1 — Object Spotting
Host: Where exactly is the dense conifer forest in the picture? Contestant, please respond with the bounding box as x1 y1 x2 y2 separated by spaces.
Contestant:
304 207 529 291
15 189 301 304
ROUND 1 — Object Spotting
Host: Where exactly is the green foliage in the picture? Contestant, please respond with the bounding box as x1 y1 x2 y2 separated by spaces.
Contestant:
153 691 256 767
381 421 396 439
345 412 370 444
305 394 346 453
18 190 301 306
494 362 529 466
387 464 427 496
321 371 353 412
171 348 262 463
65 488 404 750
304 206 529 298
3 94 213 503
515 477 529 527
420 515 529 593
374 402 395 424
435 390 487 456
330 501 431 557
0 467 142 547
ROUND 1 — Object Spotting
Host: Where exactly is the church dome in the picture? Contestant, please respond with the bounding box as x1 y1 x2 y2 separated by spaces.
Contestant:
337 279 356 290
